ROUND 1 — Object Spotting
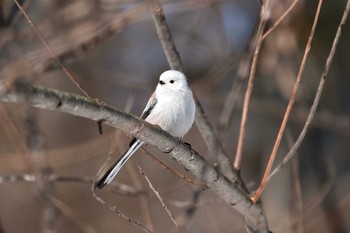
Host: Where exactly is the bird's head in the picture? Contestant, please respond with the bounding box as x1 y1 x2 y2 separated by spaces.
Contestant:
157 70 189 92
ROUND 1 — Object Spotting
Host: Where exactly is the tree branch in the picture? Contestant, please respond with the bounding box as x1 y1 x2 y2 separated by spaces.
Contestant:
1 84 269 233
147 0 240 186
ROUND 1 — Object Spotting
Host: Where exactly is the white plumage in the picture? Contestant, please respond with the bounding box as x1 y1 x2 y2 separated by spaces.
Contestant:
96 70 196 189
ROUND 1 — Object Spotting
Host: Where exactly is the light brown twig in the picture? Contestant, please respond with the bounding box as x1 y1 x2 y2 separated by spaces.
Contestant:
234 1 271 170
266 0 350 185
252 0 324 203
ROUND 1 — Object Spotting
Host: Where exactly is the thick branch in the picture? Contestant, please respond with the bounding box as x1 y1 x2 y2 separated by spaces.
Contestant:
147 0 239 185
1 85 268 233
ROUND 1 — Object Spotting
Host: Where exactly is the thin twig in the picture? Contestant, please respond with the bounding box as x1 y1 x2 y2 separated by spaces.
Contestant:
267 0 350 184
177 186 203 231
262 0 300 39
23 87 57 233
48 195 100 233
0 103 31 164
137 164 181 232
91 183 153 233
142 148 199 185
234 1 271 170
13 0 90 98
286 130 303 233
1 85 270 233
217 47 253 140
252 0 324 203
95 95 155 231
0 173 145 196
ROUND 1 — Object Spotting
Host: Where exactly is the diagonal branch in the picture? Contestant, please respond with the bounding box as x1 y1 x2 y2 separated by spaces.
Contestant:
1 84 269 233
147 0 239 185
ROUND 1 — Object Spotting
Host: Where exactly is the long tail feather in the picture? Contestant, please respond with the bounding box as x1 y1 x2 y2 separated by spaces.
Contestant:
95 139 144 189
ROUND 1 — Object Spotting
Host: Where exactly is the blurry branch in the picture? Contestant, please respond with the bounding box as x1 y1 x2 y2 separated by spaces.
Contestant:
234 1 270 171
1 85 269 233
48 195 99 233
125 163 155 232
0 3 147 93
3 0 28 26
91 184 152 233
13 0 90 97
267 0 350 184
97 94 155 231
286 130 303 233
0 174 144 196
303 158 336 217
23 87 57 233
147 0 240 188
177 185 204 231
137 164 181 233
262 0 300 39
97 95 155 231
217 50 250 140
252 0 324 203
0 1 4 27
148 0 182 71
0 103 31 163
143 148 199 185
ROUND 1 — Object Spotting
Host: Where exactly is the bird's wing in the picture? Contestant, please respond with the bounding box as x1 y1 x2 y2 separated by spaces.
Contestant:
129 92 157 147
140 91 158 120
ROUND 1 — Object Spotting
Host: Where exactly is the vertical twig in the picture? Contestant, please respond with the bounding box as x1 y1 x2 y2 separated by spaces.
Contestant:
286 130 303 233
252 0 324 203
22 84 57 233
234 0 271 170
147 0 239 184
266 0 350 185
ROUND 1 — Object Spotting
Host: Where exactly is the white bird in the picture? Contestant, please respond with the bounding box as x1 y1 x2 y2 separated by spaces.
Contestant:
95 70 196 189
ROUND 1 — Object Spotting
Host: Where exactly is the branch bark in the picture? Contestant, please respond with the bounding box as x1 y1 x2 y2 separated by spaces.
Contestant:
1 84 269 233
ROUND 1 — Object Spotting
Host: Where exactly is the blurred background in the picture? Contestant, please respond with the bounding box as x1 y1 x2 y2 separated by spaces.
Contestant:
1 0 350 232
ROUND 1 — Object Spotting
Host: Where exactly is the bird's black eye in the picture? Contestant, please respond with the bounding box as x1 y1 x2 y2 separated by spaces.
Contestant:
159 80 165 85
170 80 174 84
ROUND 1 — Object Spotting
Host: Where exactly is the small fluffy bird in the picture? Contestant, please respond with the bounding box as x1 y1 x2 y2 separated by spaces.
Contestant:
95 70 196 189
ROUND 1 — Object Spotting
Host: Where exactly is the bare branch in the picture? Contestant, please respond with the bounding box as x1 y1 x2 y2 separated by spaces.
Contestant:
48 196 100 233
262 0 300 39
234 1 270 170
137 164 181 232
22 86 57 233
13 0 90 98
91 183 152 233
267 0 350 184
1 85 269 233
147 0 240 186
252 0 324 203
0 3 148 94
